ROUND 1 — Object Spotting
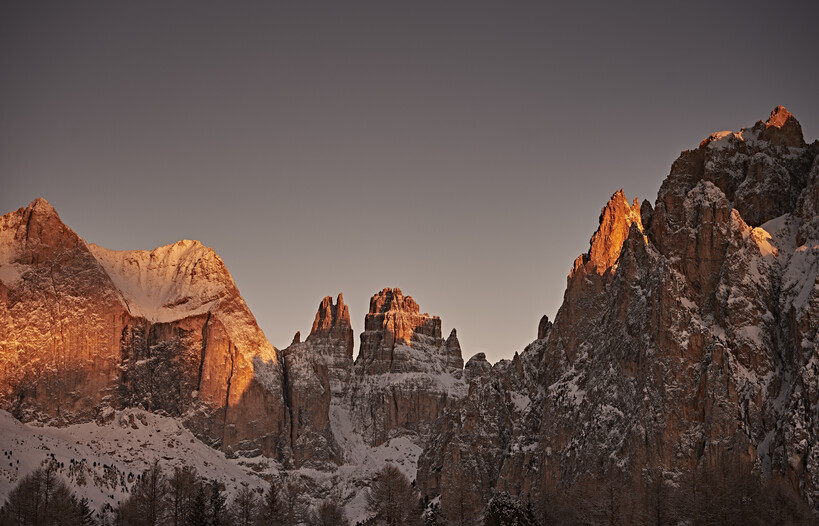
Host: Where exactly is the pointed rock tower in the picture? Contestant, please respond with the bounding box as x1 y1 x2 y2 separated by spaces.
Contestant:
350 288 466 445
307 293 354 396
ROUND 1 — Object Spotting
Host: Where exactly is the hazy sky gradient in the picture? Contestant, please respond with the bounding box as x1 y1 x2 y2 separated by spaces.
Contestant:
2 1 818 362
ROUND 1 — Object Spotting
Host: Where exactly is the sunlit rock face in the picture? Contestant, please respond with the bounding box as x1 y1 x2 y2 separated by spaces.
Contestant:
357 288 450 374
0 201 289 460
418 106 819 518
585 189 644 275
349 288 467 446
0 199 128 423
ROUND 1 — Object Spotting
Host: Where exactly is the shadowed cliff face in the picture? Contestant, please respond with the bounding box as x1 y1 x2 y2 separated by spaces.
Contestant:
418 106 819 520
280 294 352 468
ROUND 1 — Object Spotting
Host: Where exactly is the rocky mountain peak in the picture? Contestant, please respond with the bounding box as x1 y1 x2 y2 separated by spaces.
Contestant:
445 328 464 370
446 328 459 347
766 105 795 128
650 106 817 234
362 287 441 346
582 189 643 275
291 293 356 403
308 293 354 357
87 239 239 327
350 289 467 446
3 198 84 266
761 105 805 147
368 287 423 317
419 107 819 522
27 197 58 216
464 352 492 381
356 288 452 375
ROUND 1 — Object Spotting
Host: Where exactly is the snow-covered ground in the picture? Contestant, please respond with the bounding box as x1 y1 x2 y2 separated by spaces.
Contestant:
0 407 426 523
88 240 222 324
0 408 267 513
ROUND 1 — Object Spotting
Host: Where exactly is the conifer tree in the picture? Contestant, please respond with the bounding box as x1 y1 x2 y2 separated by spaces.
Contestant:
187 483 209 526
257 479 285 526
229 483 258 526
366 464 421 526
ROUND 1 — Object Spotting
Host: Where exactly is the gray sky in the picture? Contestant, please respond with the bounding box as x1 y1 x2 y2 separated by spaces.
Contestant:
2 1 818 363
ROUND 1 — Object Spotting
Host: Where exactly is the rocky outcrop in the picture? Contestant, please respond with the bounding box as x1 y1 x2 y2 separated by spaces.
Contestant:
537 315 552 340
558 189 646 361
762 105 805 148
0 200 290 460
280 295 352 468
349 288 466 446
586 189 644 275
418 106 819 518
357 288 445 374
307 294 354 397
445 328 463 370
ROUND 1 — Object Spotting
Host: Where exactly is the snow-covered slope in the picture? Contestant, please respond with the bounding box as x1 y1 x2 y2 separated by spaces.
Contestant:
89 240 223 323
89 240 278 363
0 401 434 523
0 409 267 513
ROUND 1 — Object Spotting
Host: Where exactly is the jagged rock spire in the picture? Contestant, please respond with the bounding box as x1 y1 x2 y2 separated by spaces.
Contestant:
445 328 464 370
356 287 464 375
537 315 552 340
762 105 805 147
359 288 441 364
587 189 643 274
571 189 643 278
308 293 354 358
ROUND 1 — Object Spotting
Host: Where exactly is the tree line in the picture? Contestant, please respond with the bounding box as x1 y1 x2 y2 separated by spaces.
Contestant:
0 459 342 526
0 461 423 526
444 455 818 526
2 457 817 526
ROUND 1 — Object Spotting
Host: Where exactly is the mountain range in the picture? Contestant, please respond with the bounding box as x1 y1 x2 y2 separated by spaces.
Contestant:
0 106 817 522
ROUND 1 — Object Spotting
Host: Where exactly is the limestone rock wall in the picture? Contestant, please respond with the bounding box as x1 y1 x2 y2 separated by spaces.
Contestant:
349 288 466 446
0 199 128 423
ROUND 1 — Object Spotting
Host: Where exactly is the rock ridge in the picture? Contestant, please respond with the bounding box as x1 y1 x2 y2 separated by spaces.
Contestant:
417 106 819 521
